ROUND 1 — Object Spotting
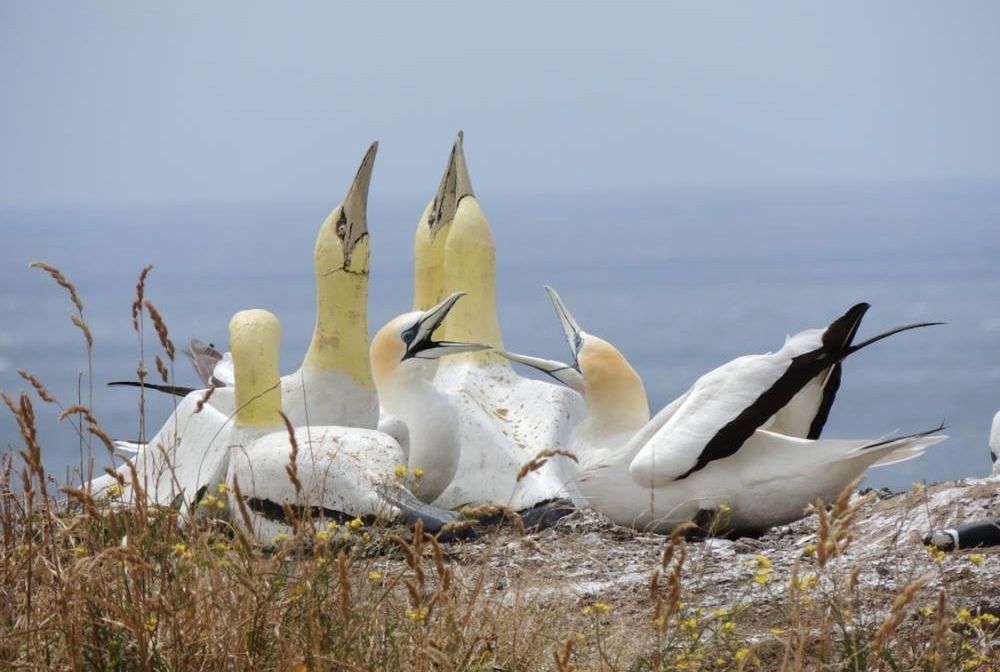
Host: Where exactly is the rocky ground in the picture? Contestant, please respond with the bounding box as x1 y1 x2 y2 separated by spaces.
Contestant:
424 476 1000 649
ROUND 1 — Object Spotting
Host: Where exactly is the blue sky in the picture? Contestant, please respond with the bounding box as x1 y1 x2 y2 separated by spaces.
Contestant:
2 2 998 207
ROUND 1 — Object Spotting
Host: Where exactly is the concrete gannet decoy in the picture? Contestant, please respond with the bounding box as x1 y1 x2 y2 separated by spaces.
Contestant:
505 290 947 534
89 309 285 510
107 143 381 430
417 133 586 511
225 292 485 541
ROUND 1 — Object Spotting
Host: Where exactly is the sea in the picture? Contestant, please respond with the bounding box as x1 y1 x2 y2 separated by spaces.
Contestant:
1 182 998 492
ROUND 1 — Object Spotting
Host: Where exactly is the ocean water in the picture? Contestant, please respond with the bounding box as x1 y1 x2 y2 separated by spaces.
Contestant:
1 182 998 492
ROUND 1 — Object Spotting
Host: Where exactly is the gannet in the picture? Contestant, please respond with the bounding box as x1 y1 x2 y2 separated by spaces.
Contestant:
89 309 285 510
505 289 947 534
225 292 485 541
924 517 1000 551
991 409 1000 474
416 133 586 511
107 143 381 429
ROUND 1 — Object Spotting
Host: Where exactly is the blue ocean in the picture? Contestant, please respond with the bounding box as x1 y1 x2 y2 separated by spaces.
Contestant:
1 182 998 491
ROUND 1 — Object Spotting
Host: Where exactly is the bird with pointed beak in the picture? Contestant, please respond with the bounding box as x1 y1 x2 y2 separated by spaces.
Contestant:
504 287 948 534
410 132 586 513
107 142 382 430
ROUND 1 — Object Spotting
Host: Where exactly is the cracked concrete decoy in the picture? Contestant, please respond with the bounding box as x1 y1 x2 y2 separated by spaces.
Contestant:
89 309 286 510
413 132 586 512
108 142 382 430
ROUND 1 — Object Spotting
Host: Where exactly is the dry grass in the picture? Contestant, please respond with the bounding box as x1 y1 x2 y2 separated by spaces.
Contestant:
2 264 998 671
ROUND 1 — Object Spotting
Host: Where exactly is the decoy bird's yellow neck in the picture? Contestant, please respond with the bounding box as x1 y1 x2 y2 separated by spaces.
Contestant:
304 218 374 389
230 309 283 428
441 196 505 358
412 200 450 311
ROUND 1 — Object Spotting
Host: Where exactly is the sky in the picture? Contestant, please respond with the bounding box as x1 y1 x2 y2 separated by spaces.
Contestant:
1 1 999 208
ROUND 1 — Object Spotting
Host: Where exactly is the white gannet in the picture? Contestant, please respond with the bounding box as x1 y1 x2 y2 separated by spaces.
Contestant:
225 292 485 541
991 409 1000 475
89 309 285 510
107 143 381 430
506 289 947 534
415 133 586 511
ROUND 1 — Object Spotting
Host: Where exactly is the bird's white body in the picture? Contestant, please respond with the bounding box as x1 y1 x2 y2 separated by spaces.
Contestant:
577 418 944 533
226 425 403 542
278 367 379 429
433 356 585 510
89 388 238 507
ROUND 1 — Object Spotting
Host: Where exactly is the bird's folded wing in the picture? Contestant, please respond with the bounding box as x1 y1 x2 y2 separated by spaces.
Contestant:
628 353 792 487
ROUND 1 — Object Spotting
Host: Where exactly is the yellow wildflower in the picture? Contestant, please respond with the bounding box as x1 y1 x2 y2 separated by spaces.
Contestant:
171 543 188 556
368 570 382 581
802 543 816 557
754 554 771 570
681 617 698 630
924 545 946 563
591 602 611 615
912 481 925 492
770 627 784 635
144 615 158 632
411 467 425 478
753 570 770 585
920 606 935 617
405 607 428 621
272 532 289 545
315 530 331 543
710 607 729 618
978 612 998 625
968 553 984 566
73 545 87 558
956 608 972 624
720 621 736 634
734 647 750 663
199 493 217 508
718 503 731 514
326 521 339 530
348 517 364 530
394 464 407 479
217 482 228 495
106 483 123 498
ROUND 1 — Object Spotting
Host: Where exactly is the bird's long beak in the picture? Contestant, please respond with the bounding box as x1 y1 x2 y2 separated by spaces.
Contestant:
340 141 378 260
544 285 584 365
405 291 490 360
500 351 585 394
496 285 588 393
428 131 475 234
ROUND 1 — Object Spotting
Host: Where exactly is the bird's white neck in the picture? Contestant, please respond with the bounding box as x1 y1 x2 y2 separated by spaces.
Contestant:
379 368 460 502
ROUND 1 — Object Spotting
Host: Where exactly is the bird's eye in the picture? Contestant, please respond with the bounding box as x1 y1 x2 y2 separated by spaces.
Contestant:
401 326 417 345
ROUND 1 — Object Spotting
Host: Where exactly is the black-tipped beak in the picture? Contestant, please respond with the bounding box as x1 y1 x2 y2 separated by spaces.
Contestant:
404 291 490 360
544 285 584 365
428 131 475 235
340 141 378 258
500 351 585 394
